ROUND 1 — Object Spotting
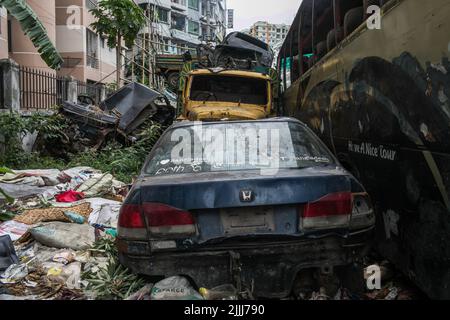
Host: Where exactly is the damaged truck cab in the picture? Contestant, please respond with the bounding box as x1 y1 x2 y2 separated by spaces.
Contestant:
164 32 279 122
179 69 275 121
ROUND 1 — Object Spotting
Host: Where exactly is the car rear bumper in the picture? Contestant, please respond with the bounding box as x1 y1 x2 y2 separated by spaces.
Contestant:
118 228 373 299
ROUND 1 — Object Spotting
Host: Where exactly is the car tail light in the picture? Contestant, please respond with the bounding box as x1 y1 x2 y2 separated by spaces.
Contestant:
300 192 352 230
142 203 196 236
118 204 147 239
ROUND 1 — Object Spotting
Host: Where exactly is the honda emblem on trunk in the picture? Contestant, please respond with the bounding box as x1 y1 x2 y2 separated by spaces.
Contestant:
240 190 254 202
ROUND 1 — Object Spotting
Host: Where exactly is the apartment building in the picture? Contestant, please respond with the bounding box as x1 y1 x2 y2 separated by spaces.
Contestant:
248 21 290 48
55 0 117 83
0 0 117 83
136 0 227 54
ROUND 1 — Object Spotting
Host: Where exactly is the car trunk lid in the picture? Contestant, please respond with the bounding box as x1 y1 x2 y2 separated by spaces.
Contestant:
118 168 353 246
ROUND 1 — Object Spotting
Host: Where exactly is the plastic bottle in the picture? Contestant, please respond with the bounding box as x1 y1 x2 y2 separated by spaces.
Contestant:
199 284 238 300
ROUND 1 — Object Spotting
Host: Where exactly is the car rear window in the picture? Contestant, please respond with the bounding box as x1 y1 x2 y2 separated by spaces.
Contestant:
144 121 335 176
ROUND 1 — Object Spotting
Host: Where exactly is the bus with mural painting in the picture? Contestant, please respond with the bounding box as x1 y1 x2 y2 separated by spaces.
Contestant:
278 0 450 299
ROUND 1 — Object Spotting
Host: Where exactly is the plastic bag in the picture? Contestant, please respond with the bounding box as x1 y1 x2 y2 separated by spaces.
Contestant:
53 251 76 265
0 221 29 241
126 284 154 300
64 262 82 290
150 276 203 300
30 222 95 250
0 235 19 272
0 263 28 284
45 262 81 289
63 211 85 224
199 284 238 300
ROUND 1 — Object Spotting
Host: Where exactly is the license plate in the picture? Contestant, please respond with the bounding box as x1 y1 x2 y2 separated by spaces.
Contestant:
220 207 275 235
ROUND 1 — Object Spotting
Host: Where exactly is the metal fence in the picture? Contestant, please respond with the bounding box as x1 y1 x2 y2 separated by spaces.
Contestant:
19 66 67 110
17 66 107 110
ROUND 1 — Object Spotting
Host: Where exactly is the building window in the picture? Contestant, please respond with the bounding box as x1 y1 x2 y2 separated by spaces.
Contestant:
86 29 99 69
188 20 199 35
172 13 186 31
163 39 170 52
157 7 169 23
188 0 199 10
172 0 186 6
7 19 12 53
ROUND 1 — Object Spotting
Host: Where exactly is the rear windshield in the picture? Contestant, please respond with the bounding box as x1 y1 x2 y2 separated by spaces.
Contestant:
189 75 268 105
144 122 335 176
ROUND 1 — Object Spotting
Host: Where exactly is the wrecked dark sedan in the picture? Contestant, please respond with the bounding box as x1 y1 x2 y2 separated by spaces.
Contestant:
60 82 175 147
117 118 375 299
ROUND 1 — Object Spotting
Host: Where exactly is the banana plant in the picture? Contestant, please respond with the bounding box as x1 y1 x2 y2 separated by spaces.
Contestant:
0 167 14 203
0 187 14 204
0 0 63 69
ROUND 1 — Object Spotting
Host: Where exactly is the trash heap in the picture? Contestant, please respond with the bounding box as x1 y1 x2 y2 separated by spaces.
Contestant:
306 258 426 301
0 167 130 300
0 167 239 301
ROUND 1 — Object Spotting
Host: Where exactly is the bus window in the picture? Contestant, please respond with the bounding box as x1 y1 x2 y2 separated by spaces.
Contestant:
313 0 334 60
283 57 292 88
292 55 300 83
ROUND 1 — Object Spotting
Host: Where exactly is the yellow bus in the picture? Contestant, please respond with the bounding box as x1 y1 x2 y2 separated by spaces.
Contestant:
278 0 450 299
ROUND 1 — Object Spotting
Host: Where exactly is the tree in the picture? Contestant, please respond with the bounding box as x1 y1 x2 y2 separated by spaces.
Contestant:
89 0 146 87
0 0 63 69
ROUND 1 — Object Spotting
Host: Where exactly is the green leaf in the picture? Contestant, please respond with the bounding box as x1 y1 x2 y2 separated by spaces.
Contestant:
0 211 15 222
0 0 63 69
0 167 14 174
89 0 146 49
0 187 14 204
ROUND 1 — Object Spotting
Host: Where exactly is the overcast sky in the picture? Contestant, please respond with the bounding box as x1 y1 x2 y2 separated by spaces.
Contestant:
227 0 302 31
